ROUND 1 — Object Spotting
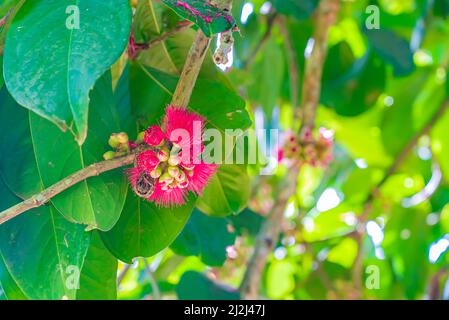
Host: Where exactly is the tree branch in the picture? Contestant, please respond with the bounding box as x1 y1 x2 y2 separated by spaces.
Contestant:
279 17 300 122
239 0 340 300
352 98 449 297
300 0 340 133
0 154 135 225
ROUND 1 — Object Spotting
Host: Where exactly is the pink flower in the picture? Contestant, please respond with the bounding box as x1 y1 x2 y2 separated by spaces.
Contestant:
137 150 160 172
128 105 217 207
144 125 166 146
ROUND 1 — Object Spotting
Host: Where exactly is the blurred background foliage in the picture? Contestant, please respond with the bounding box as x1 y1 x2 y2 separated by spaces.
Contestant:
2 0 449 300
114 0 449 300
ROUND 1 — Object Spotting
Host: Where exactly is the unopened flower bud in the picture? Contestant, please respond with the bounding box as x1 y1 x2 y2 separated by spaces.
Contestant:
117 132 129 144
181 163 195 171
108 134 121 148
103 151 116 160
157 147 169 162
175 170 186 182
168 155 181 166
136 131 145 144
168 166 180 178
150 166 162 179
159 172 174 185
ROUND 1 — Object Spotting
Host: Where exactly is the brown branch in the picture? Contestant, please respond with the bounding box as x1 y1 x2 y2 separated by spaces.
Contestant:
0 154 135 225
171 30 211 108
239 0 340 300
352 99 449 297
279 17 300 123
300 0 340 133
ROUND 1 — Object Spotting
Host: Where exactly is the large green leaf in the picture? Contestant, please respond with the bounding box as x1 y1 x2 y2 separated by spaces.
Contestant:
0 177 91 300
0 254 27 300
248 39 285 116
77 231 118 300
171 209 236 266
197 164 250 217
0 74 128 231
100 188 196 263
122 63 251 130
176 271 240 300
272 0 318 20
3 0 132 144
160 0 237 37
322 43 386 116
363 27 415 77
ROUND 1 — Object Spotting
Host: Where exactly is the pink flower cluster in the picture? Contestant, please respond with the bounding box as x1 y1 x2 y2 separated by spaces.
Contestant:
280 127 334 168
129 106 217 207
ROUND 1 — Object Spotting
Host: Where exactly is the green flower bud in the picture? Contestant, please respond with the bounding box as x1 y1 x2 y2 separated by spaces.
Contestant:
168 166 180 178
108 134 121 148
150 166 162 179
103 151 116 160
157 147 170 162
159 172 174 185
175 170 187 182
117 132 129 144
168 155 181 166
136 131 145 144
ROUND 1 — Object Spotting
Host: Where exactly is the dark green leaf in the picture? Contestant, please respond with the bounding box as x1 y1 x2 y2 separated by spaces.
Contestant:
77 231 118 300
176 271 240 300
171 209 236 266
3 0 132 144
0 73 128 231
272 0 318 20
0 177 90 300
100 188 195 263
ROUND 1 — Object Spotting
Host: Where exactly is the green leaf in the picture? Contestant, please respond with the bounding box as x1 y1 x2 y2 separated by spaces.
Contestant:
123 63 251 131
176 271 240 300
432 108 449 180
248 39 285 116
160 0 237 37
77 231 118 300
272 0 318 20
0 177 90 300
197 164 250 217
227 207 265 237
171 209 236 266
0 73 128 231
363 27 415 77
100 188 196 263
3 0 132 144
322 43 386 116
0 253 27 300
